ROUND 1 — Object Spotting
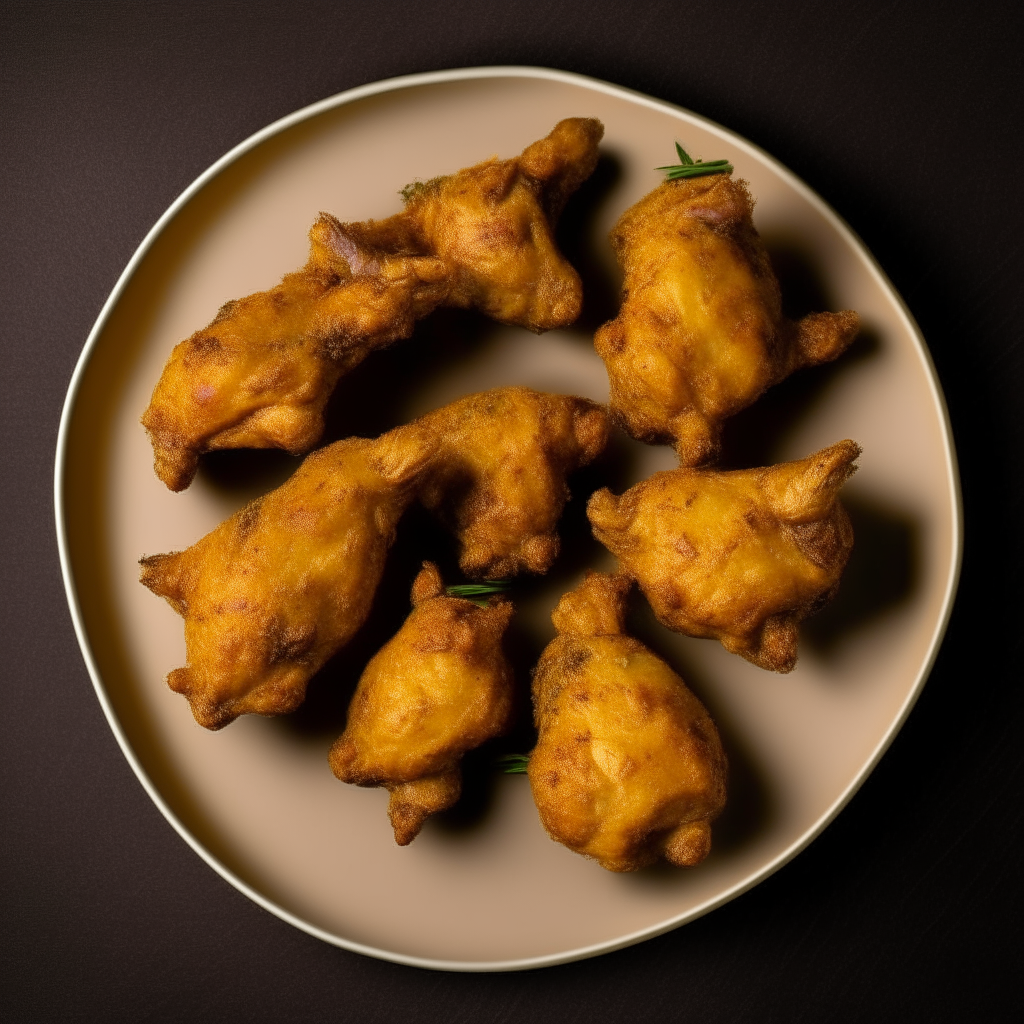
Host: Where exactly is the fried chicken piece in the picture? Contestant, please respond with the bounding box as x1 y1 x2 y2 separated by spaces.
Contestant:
594 172 860 465
138 422 437 729
528 572 727 872
588 441 860 672
416 387 610 579
143 118 604 490
328 562 515 845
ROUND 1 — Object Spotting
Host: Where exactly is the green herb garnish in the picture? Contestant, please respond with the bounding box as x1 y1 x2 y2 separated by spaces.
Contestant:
495 753 530 774
399 181 426 202
446 581 510 597
657 142 733 180
446 580 511 608
399 175 444 203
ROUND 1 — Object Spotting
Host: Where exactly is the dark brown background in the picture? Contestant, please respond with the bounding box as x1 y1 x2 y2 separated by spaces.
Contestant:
2 1 1022 1020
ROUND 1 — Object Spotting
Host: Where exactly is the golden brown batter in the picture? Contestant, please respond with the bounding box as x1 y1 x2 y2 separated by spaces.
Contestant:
329 563 515 845
416 387 610 579
139 422 436 729
143 117 604 490
528 572 727 871
588 441 860 672
594 173 860 465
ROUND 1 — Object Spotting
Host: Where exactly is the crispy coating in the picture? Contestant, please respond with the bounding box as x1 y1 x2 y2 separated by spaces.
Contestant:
594 174 860 465
528 572 727 872
588 441 860 672
416 387 610 579
142 118 604 490
329 563 515 845
139 423 437 729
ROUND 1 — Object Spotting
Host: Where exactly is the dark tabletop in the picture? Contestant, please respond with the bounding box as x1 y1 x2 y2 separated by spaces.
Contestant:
2 1 1022 1021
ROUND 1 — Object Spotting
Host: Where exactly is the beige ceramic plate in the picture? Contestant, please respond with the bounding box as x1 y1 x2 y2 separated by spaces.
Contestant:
55 67 961 971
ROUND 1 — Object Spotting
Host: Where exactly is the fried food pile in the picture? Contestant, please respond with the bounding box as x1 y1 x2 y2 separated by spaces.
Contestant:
139 422 436 728
588 440 860 672
417 387 610 578
329 562 514 845
141 386 605 729
138 126 868 873
142 117 604 491
528 573 727 871
594 173 860 465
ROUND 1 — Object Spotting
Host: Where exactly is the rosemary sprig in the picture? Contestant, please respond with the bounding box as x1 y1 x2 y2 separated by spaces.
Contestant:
445 580 511 608
657 141 733 180
399 175 444 203
495 753 530 774
446 581 510 597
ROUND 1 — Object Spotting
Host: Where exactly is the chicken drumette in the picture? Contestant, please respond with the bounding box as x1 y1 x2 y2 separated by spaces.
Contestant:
528 572 727 872
594 170 860 465
143 117 604 490
416 387 610 579
588 440 860 672
139 422 436 729
329 562 515 845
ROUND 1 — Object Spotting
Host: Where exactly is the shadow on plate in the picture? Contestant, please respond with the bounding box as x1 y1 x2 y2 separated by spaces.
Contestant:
196 447 301 501
719 325 881 471
719 235 882 470
803 490 921 659
555 149 624 336
766 233 839 322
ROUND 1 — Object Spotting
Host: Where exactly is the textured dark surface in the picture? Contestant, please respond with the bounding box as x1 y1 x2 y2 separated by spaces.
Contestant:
2 1 1022 1020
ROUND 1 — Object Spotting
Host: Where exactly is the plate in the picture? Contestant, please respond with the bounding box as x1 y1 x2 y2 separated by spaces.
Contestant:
55 67 961 971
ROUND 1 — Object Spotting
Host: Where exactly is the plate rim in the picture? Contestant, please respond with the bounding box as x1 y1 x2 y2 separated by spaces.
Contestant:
53 64 964 973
